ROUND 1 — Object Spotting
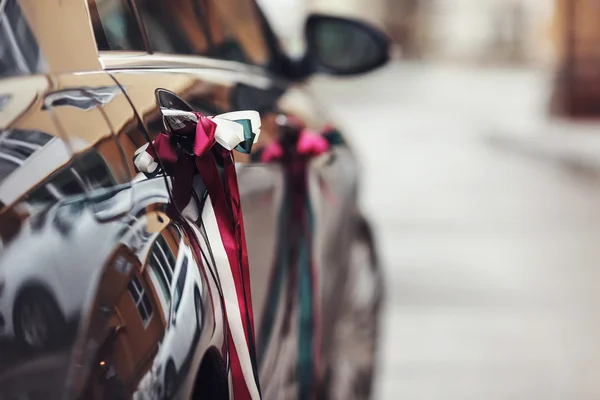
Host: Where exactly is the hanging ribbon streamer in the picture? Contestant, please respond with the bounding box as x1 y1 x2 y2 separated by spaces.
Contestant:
255 128 333 400
134 110 261 400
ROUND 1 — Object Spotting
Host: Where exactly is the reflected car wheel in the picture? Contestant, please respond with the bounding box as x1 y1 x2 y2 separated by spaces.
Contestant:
13 288 67 350
325 219 383 400
192 348 229 400
163 360 177 400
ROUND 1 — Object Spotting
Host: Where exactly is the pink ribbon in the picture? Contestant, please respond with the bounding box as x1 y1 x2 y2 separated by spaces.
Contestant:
259 129 331 399
261 130 337 207
260 129 330 163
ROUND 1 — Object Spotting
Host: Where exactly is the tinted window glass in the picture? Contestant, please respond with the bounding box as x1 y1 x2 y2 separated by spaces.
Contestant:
0 142 35 159
27 185 53 204
172 256 188 313
200 0 247 63
6 129 53 146
137 0 209 55
0 0 46 78
88 0 144 51
149 235 176 288
0 158 18 181
87 0 270 64
133 0 269 64
201 0 269 65
150 258 171 302
128 275 153 324
47 169 83 197
0 128 53 194
25 149 115 207
72 151 116 192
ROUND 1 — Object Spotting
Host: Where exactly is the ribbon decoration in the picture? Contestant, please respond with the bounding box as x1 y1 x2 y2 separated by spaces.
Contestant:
256 129 332 400
134 110 262 400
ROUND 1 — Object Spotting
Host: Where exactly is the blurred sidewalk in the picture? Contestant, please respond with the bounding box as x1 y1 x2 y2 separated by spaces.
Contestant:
310 61 600 400
488 120 600 175
313 62 600 174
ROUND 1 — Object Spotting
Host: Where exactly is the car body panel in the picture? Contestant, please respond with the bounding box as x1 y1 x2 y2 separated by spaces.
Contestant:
106 62 364 392
0 68 224 399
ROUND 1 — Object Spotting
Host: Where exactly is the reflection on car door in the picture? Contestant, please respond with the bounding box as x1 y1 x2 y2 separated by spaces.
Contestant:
74 216 213 400
0 70 162 398
39 73 218 397
166 252 197 369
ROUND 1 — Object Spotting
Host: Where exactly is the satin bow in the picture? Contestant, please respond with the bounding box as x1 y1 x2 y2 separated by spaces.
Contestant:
133 110 262 400
134 111 260 213
259 129 330 163
257 129 332 400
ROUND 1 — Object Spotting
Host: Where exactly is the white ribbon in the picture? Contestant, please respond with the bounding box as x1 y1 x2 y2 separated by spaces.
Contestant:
133 143 159 174
134 110 261 173
214 110 262 144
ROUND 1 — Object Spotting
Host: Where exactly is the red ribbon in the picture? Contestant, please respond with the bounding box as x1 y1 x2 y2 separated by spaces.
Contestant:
260 129 330 163
261 130 336 207
151 113 259 399
259 129 331 398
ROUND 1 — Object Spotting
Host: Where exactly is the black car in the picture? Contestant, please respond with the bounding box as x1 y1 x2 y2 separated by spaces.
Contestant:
0 0 388 398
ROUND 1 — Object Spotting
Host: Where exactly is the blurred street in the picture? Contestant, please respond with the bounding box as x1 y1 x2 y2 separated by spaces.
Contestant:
311 62 600 399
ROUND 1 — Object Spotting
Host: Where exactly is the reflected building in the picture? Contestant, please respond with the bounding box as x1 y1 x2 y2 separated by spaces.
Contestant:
77 227 181 399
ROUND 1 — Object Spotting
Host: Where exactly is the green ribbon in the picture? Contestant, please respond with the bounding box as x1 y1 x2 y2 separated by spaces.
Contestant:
234 118 256 154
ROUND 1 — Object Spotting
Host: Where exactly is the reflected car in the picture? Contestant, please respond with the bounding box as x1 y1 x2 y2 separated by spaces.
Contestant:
0 0 388 399
0 176 170 350
153 245 205 399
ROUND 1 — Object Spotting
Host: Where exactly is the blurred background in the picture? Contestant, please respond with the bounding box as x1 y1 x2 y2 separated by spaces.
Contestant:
260 0 600 399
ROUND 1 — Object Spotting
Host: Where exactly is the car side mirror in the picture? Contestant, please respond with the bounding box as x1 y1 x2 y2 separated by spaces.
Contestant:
304 14 390 76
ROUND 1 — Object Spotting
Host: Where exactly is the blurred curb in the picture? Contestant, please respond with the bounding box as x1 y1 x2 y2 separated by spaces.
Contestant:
485 121 600 176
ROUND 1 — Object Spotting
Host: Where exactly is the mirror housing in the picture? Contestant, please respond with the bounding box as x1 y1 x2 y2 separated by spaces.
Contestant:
303 14 390 76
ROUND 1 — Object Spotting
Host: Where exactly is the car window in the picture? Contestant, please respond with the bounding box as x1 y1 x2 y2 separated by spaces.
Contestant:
87 0 145 51
171 256 188 315
27 150 116 207
136 0 209 55
0 129 106 209
128 274 153 325
201 0 270 65
135 0 268 64
0 158 18 182
0 129 49 182
42 85 137 220
88 0 271 65
149 234 176 300
0 0 47 78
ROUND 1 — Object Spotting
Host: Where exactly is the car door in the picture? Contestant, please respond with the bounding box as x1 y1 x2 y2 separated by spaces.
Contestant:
4 0 387 397
0 68 142 398
92 0 284 315
0 64 222 399
40 75 226 399
87 0 361 395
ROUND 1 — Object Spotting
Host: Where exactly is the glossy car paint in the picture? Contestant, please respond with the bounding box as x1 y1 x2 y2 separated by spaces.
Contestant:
0 0 383 399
